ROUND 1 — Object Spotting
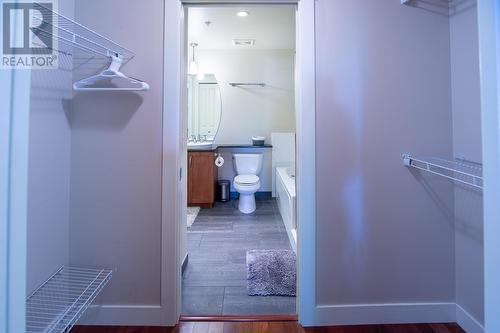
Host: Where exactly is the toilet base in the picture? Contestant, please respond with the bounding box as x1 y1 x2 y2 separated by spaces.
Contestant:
238 193 256 214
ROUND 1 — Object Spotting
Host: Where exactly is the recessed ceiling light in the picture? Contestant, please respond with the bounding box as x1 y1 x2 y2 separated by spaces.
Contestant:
236 11 249 17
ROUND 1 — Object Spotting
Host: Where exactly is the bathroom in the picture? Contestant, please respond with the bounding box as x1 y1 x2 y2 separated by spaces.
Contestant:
183 5 298 316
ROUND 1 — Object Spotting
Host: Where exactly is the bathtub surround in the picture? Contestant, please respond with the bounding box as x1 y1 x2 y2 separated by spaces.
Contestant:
276 167 297 253
272 133 297 252
271 133 296 197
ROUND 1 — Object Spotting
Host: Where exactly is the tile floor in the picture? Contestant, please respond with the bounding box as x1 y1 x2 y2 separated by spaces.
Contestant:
182 198 296 316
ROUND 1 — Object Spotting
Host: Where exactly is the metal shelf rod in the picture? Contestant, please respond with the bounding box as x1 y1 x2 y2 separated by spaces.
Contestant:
229 83 266 87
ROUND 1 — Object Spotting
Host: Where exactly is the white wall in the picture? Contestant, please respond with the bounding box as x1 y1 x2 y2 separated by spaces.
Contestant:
477 1 500 332
315 0 456 324
68 0 165 319
195 50 295 192
450 5 484 331
197 49 295 145
26 0 74 294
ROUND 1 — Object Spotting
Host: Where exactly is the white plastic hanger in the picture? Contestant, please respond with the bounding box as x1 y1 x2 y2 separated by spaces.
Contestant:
73 55 150 91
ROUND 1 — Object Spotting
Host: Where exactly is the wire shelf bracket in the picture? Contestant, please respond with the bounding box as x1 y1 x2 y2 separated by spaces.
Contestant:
26 266 112 333
402 154 483 189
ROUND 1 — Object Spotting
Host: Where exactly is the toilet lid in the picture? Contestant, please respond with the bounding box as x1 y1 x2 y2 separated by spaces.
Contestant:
234 174 259 185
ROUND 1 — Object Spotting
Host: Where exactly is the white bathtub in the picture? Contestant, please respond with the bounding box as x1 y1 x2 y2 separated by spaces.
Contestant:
275 167 297 253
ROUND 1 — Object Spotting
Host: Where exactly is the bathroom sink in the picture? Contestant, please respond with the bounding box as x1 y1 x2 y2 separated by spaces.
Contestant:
188 141 214 150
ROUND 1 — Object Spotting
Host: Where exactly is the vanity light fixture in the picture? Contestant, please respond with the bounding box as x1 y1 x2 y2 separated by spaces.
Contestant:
189 43 199 75
236 11 249 17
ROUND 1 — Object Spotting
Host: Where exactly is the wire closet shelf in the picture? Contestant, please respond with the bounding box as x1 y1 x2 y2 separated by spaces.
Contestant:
402 154 483 189
32 3 134 61
26 266 112 333
401 0 476 16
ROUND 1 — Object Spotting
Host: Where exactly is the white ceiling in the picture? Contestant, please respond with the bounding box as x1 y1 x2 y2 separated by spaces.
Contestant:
188 5 296 50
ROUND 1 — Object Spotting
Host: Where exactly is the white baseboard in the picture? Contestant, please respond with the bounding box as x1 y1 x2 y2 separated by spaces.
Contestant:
77 302 483 331
456 304 484 333
315 302 456 326
77 305 173 326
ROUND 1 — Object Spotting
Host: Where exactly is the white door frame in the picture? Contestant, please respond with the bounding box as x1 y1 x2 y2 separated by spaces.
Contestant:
162 0 317 326
0 66 31 331
477 1 500 332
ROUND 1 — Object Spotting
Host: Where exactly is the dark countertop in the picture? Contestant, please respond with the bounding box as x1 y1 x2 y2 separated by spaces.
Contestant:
217 144 273 149
188 144 272 152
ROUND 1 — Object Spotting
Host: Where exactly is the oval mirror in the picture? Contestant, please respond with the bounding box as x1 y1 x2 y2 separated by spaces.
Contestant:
187 74 222 148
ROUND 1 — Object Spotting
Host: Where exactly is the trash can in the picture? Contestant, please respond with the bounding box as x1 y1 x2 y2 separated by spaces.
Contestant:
217 180 230 202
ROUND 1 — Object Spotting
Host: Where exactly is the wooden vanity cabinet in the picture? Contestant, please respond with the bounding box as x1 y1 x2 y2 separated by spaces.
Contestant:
188 151 217 208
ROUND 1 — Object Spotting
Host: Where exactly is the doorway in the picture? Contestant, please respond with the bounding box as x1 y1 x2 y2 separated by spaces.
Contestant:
183 4 297 317
162 0 316 325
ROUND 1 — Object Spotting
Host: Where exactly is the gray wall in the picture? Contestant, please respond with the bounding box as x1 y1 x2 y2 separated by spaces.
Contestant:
315 0 456 306
25 0 484 326
450 5 484 325
27 0 74 294
69 0 165 306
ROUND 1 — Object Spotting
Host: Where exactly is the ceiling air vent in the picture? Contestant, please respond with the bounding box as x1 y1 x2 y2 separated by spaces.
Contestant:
232 39 255 46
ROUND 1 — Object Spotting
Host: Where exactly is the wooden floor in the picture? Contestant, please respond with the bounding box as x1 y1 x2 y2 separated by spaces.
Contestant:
72 322 465 333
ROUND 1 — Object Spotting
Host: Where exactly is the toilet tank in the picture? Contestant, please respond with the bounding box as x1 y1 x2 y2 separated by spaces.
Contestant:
233 154 263 175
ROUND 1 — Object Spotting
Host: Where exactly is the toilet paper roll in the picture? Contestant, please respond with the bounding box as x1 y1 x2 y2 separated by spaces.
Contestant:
215 155 224 167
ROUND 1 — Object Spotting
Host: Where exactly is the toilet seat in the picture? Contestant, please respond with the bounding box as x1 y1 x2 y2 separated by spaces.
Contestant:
234 174 260 186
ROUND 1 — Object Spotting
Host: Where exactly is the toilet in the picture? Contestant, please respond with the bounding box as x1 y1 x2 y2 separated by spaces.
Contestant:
232 153 263 214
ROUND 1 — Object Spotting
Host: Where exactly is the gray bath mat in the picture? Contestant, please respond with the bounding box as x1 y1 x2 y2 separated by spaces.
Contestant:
246 249 296 297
